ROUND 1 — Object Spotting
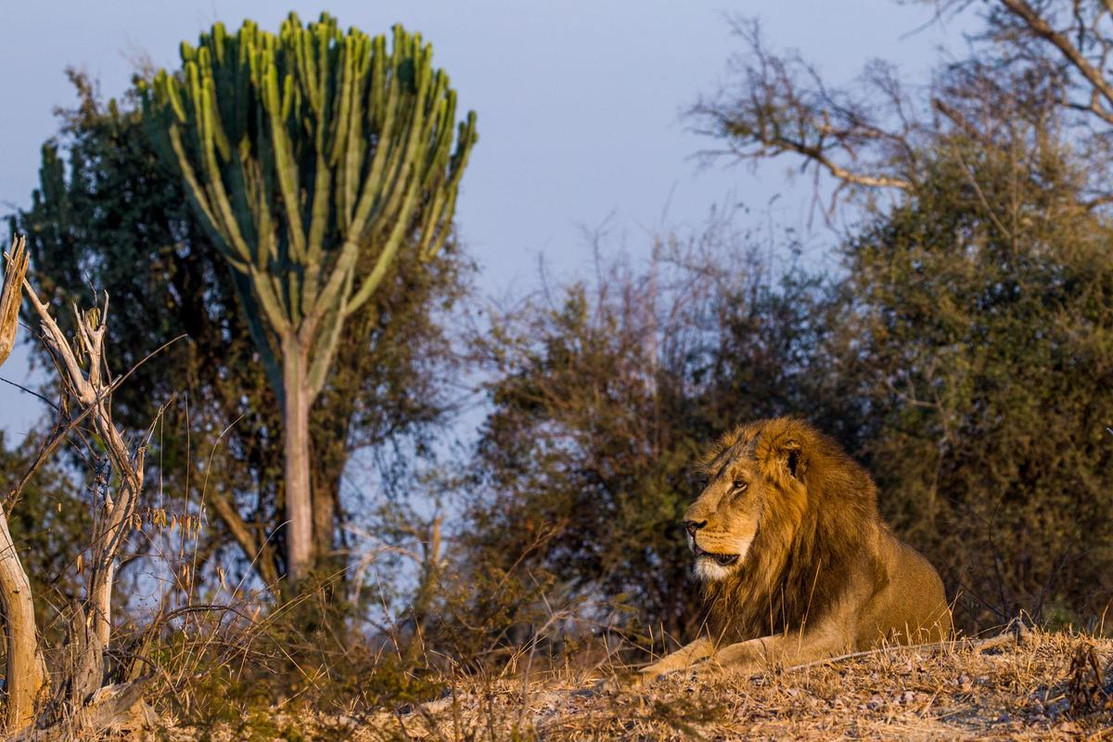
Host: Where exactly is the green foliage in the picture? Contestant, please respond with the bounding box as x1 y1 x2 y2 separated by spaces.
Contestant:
452 19 1113 642
16 72 472 597
18 72 221 426
460 102 1113 643
839 127 1113 629
140 12 477 585
461 224 840 643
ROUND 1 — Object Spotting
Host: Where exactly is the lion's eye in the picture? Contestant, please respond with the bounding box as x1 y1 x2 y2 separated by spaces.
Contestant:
732 480 748 493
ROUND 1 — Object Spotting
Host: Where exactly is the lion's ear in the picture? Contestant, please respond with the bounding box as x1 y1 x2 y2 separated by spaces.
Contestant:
782 440 806 481
755 429 808 482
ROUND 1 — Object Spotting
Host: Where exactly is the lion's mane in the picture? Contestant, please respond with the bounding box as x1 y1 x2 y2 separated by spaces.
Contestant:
698 418 882 643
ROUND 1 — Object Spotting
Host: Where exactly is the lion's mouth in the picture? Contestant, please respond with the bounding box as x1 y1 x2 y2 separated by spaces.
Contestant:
693 545 740 567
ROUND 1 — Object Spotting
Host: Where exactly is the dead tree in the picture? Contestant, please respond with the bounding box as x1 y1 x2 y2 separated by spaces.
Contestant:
0 238 46 730
1 236 154 736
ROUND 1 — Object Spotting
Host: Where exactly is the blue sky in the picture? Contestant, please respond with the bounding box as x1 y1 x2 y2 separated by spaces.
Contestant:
0 1 970 437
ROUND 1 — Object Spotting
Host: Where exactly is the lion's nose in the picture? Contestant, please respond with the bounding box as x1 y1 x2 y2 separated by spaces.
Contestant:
683 519 707 536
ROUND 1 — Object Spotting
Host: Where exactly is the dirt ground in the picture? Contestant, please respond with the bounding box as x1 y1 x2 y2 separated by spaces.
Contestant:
152 627 1112 741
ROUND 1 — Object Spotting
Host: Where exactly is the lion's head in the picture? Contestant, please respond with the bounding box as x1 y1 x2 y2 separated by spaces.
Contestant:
685 418 880 639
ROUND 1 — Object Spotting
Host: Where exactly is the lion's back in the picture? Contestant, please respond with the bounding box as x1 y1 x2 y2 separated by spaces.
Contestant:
856 529 953 648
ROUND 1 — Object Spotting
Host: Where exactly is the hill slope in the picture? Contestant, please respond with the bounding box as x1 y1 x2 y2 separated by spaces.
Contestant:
370 628 1111 741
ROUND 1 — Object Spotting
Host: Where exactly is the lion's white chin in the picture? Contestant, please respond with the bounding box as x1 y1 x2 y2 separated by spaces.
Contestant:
693 537 752 582
694 558 736 581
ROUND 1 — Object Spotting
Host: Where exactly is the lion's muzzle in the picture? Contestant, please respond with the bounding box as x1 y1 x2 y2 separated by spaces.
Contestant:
693 545 740 567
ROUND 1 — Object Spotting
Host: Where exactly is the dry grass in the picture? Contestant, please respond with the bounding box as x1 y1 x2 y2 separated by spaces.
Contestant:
139 627 1112 741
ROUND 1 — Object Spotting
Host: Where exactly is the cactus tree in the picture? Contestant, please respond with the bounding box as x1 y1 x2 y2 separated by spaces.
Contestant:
142 13 477 587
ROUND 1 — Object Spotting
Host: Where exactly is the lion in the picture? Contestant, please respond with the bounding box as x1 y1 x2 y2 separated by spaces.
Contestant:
642 417 952 678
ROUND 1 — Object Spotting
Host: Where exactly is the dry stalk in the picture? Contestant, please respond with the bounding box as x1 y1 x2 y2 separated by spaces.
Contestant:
782 622 1033 674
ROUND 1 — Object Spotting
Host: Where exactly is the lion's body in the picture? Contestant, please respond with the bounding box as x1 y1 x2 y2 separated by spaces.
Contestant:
644 418 952 678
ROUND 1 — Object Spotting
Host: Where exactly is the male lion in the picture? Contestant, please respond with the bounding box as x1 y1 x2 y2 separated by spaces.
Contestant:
643 417 952 678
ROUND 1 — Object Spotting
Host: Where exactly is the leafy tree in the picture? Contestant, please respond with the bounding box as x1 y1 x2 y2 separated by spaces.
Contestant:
17 71 471 598
460 3 1113 640
837 127 1113 628
140 13 477 585
691 10 1113 628
461 222 841 641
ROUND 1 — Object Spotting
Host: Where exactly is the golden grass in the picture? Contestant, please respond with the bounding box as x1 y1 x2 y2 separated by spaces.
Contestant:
140 627 1112 741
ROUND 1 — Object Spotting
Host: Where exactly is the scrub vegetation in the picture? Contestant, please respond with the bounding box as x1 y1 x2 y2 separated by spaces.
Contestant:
2 1 1113 738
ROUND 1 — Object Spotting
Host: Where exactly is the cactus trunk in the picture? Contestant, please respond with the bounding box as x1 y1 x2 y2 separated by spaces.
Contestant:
282 333 314 585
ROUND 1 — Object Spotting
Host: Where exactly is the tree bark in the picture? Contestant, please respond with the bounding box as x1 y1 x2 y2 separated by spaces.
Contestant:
89 560 116 651
0 510 46 731
207 489 280 591
311 465 338 576
405 517 442 661
282 335 314 587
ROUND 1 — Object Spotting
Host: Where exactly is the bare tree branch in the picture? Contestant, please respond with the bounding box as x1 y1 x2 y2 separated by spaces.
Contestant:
998 0 1113 119
0 237 29 368
689 18 918 207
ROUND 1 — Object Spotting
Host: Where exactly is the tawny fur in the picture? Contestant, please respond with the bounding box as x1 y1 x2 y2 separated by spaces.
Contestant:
643 418 953 678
